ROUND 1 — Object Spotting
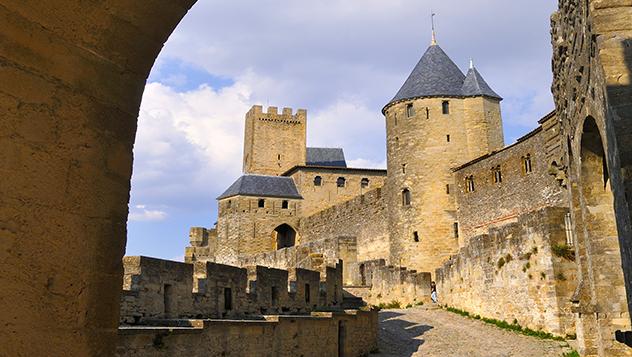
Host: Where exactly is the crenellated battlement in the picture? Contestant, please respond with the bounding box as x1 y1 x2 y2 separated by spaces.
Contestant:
247 105 307 124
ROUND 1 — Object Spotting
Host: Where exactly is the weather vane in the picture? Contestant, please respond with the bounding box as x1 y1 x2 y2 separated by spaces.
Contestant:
431 10 437 45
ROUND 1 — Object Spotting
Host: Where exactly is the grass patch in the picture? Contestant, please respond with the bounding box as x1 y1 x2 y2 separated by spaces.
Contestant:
444 306 565 341
563 350 580 357
376 300 402 310
552 243 575 261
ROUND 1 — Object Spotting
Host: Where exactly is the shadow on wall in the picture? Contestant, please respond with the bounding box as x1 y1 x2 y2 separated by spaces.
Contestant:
375 311 432 356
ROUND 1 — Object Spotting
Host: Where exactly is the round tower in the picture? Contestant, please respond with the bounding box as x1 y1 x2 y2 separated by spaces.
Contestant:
383 40 504 274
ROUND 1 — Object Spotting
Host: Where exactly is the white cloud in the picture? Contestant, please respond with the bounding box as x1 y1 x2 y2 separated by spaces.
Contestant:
128 205 168 222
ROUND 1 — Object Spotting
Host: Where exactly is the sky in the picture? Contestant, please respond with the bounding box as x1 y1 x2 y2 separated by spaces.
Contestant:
125 0 559 261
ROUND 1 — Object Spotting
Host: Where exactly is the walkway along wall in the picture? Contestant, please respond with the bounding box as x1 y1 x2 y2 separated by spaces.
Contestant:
116 310 378 357
436 207 577 337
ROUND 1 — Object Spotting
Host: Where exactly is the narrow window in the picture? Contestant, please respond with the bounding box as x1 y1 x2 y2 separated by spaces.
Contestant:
523 154 533 174
406 103 415 118
402 189 411 206
394 112 398 126
336 177 346 188
314 176 322 186
227 200 232 209
446 134 451 142
425 107 430 119
258 199 265 208
442 101 450 115
224 287 232 310
395 137 399 146
281 200 289 209
271 286 279 306
466 176 475 193
277 154 281 160
413 231 419 242
446 184 450 194
361 178 370 188
564 213 574 246
454 222 459 238
493 165 502 183
305 283 311 303
402 164 407 174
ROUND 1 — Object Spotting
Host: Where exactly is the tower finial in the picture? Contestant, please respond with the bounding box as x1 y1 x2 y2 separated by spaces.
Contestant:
469 58 474 69
431 11 437 45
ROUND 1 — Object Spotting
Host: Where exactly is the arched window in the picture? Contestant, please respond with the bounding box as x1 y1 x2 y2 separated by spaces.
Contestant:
314 176 322 186
281 200 289 209
273 224 297 250
492 165 502 183
258 199 265 208
523 154 533 174
402 188 411 206
337 177 346 188
361 178 370 188
466 176 475 193
442 101 450 114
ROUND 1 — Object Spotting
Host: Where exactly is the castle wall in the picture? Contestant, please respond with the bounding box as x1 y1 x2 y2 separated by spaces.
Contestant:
116 310 378 357
214 196 301 265
453 114 567 244
552 1 632 354
463 96 505 159
243 105 307 176
286 167 387 217
299 188 390 264
119 256 344 324
435 207 577 337
344 259 432 307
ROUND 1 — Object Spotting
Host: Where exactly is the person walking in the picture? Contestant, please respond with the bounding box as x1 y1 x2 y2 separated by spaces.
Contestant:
430 281 438 304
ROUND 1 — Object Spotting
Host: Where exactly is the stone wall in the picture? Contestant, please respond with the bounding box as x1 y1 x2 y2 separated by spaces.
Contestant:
551 0 632 354
436 207 577 337
286 166 387 217
119 256 344 324
299 188 390 263
344 259 432 307
214 195 301 265
116 310 378 357
243 105 307 176
453 112 566 243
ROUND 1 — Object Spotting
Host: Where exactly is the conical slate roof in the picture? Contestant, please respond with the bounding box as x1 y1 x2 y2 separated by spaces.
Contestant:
384 44 501 112
461 67 502 100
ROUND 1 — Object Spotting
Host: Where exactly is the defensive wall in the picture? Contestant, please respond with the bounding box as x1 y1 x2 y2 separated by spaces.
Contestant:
120 256 344 324
453 112 567 243
116 310 378 357
436 207 577 337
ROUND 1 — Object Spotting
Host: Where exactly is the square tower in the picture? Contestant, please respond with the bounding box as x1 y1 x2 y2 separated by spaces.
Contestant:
243 105 307 176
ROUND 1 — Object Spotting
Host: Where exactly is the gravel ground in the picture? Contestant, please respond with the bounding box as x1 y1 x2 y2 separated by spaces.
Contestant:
373 306 572 357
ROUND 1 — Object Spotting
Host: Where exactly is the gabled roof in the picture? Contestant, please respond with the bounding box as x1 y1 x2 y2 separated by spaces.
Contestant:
217 175 302 200
461 67 502 100
386 45 466 108
306 147 347 167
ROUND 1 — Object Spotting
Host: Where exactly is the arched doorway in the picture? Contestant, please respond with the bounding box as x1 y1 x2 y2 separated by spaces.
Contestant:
273 224 297 250
575 116 630 355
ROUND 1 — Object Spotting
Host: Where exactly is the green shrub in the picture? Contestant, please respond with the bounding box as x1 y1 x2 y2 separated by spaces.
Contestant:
563 351 580 357
552 243 575 261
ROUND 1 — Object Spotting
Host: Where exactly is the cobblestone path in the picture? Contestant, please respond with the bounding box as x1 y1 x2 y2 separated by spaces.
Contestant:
373 306 572 357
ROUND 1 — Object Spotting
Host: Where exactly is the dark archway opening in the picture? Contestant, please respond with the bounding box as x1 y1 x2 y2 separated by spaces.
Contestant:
273 224 297 250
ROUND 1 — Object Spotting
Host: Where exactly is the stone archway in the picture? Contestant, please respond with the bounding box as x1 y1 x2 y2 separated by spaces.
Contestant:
573 116 631 355
0 2 197 355
273 224 298 250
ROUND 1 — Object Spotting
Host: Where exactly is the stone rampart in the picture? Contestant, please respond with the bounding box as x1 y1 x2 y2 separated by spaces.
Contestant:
435 207 577 336
119 256 344 324
116 310 378 357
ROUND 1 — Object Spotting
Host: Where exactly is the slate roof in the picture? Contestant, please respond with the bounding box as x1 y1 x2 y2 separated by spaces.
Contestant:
306 147 347 167
384 45 501 112
461 67 502 100
217 175 303 200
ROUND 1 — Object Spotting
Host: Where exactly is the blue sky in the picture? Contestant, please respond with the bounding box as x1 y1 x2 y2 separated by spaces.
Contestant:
125 0 558 260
